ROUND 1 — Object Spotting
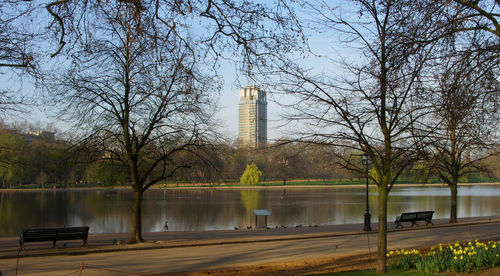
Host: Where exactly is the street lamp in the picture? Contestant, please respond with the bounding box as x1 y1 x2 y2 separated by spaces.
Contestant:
361 153 372 231
280 158 288 186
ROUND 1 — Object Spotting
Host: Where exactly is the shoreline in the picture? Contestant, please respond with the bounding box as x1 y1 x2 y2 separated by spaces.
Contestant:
1 182 499 192
1 216 499 275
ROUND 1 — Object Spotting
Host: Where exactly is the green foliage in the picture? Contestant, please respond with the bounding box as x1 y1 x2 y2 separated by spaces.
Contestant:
388 240 500 273
368 167 378 184
86 160 128 187
0 127 88 188
240 163 263 185
458 167 479 183
410 163 430 184
36 171 49 188
0 132 26 187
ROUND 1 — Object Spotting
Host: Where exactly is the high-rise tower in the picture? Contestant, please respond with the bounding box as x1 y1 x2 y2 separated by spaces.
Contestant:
238 85 267 148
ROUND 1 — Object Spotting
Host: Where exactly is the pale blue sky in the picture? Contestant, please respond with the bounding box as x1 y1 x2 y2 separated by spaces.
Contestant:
0 0 359 143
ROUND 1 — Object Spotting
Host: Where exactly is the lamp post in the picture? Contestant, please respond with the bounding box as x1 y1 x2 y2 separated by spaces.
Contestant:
280 158 288 186
361 153 372 231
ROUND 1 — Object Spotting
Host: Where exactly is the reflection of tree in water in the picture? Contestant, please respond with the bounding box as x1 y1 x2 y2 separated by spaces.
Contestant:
239 190 264 227
2 187 499 234
149 189 246 231
269 188 359 226
240 190 263 212
0 191 72 235
0 192 30 235
388 188 449 219
80 190 132 233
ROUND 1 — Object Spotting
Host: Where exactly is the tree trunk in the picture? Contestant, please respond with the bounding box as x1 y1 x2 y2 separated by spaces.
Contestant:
449 183 458 223
376 186 388 273
129 188 144 243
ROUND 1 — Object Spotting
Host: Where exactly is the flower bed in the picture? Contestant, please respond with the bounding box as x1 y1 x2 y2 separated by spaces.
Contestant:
388 240 499 273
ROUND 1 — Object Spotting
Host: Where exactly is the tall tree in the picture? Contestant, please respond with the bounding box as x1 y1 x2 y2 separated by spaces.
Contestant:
414 52 499 223
49 2 216 243
407 0 500 224
264 0 440 272
45 0 300 243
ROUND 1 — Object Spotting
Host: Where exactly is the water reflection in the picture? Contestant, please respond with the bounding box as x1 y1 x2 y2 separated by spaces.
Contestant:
0 185 499 235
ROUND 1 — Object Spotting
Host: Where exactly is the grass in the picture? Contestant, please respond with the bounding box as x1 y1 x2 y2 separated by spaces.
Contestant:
4 176 498 189
175 177 498 188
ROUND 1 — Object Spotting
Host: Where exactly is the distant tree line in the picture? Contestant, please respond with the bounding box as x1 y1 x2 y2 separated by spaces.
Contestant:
1 123 497 189
0 124 84 188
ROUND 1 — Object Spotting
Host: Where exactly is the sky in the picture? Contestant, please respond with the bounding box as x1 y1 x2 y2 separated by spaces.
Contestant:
0 59 291 142
213 37 355 143
0 0 356 143
0 54 300 143
214 68 288 143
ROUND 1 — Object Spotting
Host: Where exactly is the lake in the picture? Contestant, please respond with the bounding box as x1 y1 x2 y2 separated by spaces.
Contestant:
1 185 499 235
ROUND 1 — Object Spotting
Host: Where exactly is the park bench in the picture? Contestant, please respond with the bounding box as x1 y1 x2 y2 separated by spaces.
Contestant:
395 211 434 228
19 226 89 250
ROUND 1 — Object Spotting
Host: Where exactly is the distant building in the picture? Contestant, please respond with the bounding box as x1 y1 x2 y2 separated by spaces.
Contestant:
21 131 56 143
238 85 267 148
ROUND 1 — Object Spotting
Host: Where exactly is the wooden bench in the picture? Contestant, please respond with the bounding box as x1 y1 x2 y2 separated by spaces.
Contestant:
395 211 434 228
19 226 89 250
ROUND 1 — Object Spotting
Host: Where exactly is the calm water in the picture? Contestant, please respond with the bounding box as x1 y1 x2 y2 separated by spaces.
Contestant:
1 185 499 235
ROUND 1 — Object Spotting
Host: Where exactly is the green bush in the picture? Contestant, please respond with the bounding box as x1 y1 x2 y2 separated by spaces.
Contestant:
240 163 263 185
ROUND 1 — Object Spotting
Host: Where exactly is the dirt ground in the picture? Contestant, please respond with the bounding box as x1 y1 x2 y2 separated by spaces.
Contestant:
155 254 500 276
442 268 500 276
155 254 377 275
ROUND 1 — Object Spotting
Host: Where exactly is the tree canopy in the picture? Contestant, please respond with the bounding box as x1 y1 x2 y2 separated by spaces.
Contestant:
240 163 263 185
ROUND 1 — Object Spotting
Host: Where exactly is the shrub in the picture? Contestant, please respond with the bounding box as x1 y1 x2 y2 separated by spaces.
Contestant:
240 163 263 185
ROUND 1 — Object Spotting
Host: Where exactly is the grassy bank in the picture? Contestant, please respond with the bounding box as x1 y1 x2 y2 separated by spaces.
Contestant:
1 177 498 190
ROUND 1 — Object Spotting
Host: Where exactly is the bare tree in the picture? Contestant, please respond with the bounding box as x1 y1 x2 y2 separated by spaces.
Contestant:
404 0 500 224
44 0 300 243
48 2 214 243
1 0 303 116
452 0 500 39
264 0 440 272
423 1 500 62
0 1 40 116
414 51 500 223
0 1 37 69
41 0 302 73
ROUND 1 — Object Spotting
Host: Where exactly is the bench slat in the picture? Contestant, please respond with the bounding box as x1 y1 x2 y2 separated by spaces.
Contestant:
395 211 434 228
20 226 89 250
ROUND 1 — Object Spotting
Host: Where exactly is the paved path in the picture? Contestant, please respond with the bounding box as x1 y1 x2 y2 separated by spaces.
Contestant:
1 216 499 275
